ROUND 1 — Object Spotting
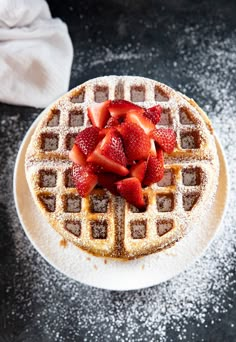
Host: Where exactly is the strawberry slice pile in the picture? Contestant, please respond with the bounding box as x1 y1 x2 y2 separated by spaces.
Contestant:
69 100 176 209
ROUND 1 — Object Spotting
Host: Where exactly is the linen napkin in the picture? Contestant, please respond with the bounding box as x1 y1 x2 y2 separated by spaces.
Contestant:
0 0 73 108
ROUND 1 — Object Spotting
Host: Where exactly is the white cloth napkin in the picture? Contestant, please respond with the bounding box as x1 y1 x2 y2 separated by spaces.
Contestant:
0 0 73 108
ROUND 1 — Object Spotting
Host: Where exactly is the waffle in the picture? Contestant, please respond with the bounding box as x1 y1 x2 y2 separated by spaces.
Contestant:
25 76 219 259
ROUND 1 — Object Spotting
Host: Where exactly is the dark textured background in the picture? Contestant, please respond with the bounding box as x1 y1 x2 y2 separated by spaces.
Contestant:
1 0 236 341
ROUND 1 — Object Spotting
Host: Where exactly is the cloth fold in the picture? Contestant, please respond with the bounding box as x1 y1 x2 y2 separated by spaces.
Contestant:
0 0 73 108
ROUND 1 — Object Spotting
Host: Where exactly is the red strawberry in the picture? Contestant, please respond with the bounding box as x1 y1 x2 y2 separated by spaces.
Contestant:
87 142 129 176
126 110 155 134
69 144 86 166
72 164 98 197
88 100 111 128
100 129 127 166
99 124 119 140
99 127 111 139
143 150 164 186
86 162 103 174
75 127 100 157
105 117 120 127
116 177 146 210
150 128 176 153
108 100 144 118
98 172 122 195
119 122 150 162
144 105 162 124
150 139 157 156
130 160 147 182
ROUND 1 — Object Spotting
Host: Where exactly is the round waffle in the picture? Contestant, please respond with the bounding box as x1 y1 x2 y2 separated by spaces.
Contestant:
25 76 219 259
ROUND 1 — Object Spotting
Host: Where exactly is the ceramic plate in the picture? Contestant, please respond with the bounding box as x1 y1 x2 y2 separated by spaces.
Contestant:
13 109 229 291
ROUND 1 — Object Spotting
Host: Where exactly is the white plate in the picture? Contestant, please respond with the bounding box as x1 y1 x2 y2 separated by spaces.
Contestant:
13 110 229 291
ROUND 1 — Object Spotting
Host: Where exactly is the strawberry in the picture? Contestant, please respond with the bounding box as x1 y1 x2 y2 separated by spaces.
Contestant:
72 164 98 197
99 122 119 139
126 110 155 134
105 117 120 127
69 144 86 166
97 172 122 195
87 142 129 176
119 122 150 162
116 177 146 210
86 162 103 174
108 100 144 118
150 128 176 153
75 127 100 157
130 160 147 182
99 127 111 139
100 129 127 166
150 139 157 156
144 105 162 124
88 100 111 128
143 150 164 186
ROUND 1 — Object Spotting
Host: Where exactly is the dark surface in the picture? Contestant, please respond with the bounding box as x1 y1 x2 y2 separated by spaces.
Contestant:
1 1 236 341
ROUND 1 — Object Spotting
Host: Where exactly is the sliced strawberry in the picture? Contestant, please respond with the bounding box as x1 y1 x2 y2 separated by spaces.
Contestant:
150 128 176 153
119 122 150 162
130 160 147 182
108 100 144 118
87 100 111 128
116 177 146 210
98 172 122 195
105 117 120 127
87 142 129 176
150 139 157 156
72 164 98 197
75 127 100 157
69 144 86 166
86 162 103 174
144 105 162 124
99 127 111 139
143 150 164 186
99 121 120 139
100 129 127 166
126 110 155 134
